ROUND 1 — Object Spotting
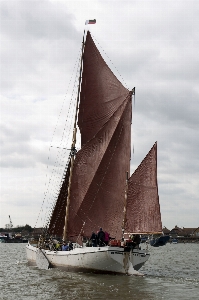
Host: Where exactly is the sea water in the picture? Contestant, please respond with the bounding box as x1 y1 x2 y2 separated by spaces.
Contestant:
0 243 198 299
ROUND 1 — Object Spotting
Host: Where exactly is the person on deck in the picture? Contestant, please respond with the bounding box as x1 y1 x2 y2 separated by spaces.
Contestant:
55 241 61 251
48 239 54 251
132 234 141 248
69 242 73 250
90 231 97 247
62 242 69 251
104 231 110 245
98 228 105 246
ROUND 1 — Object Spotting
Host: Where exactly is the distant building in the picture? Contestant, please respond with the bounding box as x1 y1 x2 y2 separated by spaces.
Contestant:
182 227 198 237
193 227 199 237
169 226 198 238
169 225 184 237
162 226 170 235
32 228 43 238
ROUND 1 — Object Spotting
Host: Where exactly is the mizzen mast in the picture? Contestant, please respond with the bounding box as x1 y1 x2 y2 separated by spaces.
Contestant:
122 171 129 240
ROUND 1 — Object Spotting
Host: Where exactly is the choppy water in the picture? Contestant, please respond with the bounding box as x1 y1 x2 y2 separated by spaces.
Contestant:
0 243 198 299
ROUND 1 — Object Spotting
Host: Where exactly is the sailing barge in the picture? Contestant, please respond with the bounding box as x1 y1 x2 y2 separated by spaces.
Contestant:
26 31 162 275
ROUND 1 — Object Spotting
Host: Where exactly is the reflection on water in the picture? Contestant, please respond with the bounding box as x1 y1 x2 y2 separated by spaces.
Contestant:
0 243 198 299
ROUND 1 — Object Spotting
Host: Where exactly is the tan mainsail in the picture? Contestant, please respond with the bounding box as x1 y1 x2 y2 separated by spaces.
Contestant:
125 142 162 234
67 31 132 242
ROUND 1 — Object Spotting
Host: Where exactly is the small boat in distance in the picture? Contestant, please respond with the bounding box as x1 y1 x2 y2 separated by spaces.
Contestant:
172 238 178 244
26 30 162 275
0 235 7 243
150 235 170 247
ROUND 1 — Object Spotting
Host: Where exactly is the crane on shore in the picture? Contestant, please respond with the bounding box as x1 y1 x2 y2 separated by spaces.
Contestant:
5 215 14 229
8 215 13 228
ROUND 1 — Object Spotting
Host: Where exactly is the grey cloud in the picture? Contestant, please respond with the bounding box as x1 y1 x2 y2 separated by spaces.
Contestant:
0 0 199 229
0 0 82 96
0 0 77 40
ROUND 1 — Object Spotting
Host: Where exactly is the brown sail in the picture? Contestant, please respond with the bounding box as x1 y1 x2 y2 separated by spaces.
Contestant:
66 31 132 242
48 159 71 236
125 142 162 234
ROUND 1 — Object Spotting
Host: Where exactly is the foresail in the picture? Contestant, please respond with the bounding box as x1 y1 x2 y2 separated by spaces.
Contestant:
48 160 71 236
125 142 162 234
67 31 132 243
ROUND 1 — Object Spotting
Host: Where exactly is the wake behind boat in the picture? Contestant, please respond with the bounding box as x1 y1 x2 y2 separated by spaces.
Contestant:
26 31 162 275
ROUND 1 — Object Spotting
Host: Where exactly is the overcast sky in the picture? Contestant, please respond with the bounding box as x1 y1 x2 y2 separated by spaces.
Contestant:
0 0 198 230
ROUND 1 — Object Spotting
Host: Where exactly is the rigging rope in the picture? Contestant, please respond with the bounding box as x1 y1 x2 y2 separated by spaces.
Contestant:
34 47 83 230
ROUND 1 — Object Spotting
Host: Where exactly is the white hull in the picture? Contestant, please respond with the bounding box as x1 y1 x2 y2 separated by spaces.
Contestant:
26 243 149 275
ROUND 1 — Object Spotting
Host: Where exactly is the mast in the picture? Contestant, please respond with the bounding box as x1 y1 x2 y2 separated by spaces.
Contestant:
63 31 86 241
122 88 134 239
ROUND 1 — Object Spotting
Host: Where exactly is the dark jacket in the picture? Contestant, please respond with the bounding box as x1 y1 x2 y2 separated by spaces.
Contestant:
90 232 97 242
98 230 105 242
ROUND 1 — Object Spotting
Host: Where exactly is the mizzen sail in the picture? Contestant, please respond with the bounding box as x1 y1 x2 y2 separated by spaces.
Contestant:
125 142 162 234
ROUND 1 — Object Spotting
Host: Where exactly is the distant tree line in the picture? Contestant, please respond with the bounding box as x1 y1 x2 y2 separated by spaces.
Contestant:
0 224 33 233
